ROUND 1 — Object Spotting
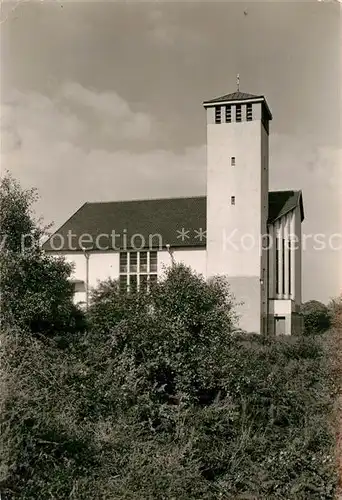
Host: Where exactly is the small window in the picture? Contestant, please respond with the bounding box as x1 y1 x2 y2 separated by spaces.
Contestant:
231 156 236 166
129 252 137 273
139 251 148 273
150 251 157 272
119 252 128 273
71 280 85 293
231 196 235 205
225 105 231 123
215 106 221 124
235 104 242 122
246 103 252 121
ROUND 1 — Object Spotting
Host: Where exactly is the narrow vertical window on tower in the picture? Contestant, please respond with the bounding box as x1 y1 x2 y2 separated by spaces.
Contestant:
231 196 235 205
235 104 242 122
288 240 292 296
215 106 221 124
275 239 279 295
246 103 253 121
282 238 285 295
225 105 231 123
231 156 236 166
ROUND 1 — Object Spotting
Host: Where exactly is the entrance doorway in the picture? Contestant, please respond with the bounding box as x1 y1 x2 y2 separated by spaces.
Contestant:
275 316 286 336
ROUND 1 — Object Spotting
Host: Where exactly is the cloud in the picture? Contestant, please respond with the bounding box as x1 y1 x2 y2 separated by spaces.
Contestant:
60 82 154 140
1 85 206 232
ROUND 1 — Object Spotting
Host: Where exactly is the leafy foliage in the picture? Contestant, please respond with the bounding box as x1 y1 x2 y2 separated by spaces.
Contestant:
328 294 342 329
300 300 331 336
0 173 85 335
0 172 43 253
1 265 338 499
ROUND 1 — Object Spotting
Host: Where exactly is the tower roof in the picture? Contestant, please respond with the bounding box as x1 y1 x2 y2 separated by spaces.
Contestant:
203 90 272 120
203 91 263 104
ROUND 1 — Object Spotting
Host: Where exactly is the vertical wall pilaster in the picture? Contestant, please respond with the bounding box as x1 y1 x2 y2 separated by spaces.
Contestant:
284 215 289 298
290 211 296 301
268 224 275 298
277 219 283 299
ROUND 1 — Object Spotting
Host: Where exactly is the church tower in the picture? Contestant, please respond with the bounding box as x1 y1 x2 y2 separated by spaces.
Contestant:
203 81 272 333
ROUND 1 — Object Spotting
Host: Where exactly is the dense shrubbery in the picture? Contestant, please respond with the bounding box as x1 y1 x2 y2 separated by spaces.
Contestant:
0 175 338 498
300 300 331 336
1 265 338 499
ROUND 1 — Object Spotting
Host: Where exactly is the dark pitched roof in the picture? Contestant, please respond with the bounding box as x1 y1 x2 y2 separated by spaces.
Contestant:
43 197 207 251
268 190 304 224
43 191 304 252
203 91 263 104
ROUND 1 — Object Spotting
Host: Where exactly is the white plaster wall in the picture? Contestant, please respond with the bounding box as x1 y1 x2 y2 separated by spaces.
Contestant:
63 251 120 290
157 248 207 278
60 249 206 289
269 299 294 316
206 118 265 277
260 122 270 322
227 276 262 333
205 102 268 333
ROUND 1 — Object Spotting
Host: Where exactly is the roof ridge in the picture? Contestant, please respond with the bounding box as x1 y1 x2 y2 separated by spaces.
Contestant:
86 195 206 205
203 91 264 104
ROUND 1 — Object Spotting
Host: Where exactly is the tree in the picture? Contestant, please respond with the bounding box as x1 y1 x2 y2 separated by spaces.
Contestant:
300 300 331 336
328 294 342 329
0 173 84 335
88 264 238 405
0 172 44 253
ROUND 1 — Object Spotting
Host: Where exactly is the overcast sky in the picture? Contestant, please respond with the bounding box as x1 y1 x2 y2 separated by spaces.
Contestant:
1 1 341 303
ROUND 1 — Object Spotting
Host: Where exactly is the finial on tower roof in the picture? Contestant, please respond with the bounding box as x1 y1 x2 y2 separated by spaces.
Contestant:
236 73 240 91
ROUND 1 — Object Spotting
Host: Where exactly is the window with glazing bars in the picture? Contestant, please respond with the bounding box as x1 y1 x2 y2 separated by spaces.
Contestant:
119 251 158 293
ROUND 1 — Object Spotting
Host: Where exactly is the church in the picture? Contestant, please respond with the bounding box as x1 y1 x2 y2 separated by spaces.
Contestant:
43 87 304 336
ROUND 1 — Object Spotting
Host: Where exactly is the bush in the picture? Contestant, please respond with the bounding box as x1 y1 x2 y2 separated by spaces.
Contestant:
300 300 331 336
1 264 338 499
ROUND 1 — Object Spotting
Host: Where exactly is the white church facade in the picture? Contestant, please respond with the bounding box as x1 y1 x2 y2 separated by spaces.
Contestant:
43 90 304 336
